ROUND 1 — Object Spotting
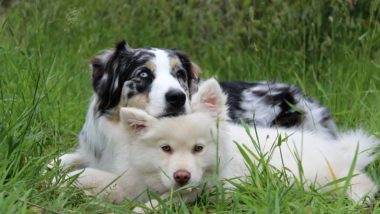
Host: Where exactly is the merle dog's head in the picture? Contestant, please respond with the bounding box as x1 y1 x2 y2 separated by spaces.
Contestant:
90 41 201 119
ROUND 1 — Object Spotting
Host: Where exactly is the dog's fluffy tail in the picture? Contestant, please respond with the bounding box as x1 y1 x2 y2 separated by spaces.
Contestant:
337 130 379 170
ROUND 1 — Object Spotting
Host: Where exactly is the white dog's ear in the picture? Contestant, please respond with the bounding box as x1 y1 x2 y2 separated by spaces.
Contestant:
191 78 228 118
120 107 156 135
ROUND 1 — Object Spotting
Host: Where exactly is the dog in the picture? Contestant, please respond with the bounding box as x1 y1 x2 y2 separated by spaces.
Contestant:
56 41 338 172
64 79 378 211
57 41 200 170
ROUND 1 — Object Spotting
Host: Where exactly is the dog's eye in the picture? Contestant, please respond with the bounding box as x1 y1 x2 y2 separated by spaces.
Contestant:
161 145 172 153
138 69 151 79
176 69 187 82
193 145 203 153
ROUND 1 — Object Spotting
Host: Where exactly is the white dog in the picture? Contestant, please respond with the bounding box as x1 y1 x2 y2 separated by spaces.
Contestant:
65 79 378 211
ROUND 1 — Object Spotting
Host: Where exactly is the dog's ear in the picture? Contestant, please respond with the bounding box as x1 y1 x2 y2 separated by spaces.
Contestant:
191 78 228 119
173 51 201 96
189 62 201 94
120 107 157 135
90 50 113 98
90 41 131 113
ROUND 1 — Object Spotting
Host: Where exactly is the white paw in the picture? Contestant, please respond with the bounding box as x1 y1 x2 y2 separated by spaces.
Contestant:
132 206 146 214
132 199 160 213
347 173 378 203
56 153 85 171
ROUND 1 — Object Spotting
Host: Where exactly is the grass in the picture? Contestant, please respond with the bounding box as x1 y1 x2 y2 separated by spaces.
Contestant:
0 0 379 213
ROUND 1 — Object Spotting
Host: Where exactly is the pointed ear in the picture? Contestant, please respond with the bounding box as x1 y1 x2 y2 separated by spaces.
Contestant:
115 40 130 53
191 78 228 119
120 108 157 135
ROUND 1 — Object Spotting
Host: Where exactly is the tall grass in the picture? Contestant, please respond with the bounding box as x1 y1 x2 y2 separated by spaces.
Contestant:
0 0 379 213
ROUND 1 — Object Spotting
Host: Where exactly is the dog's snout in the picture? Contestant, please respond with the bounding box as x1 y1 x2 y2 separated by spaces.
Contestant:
173 169 191 186
165 90 186 108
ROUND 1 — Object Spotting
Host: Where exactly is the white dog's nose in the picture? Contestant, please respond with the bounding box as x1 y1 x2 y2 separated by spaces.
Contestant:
173 169 191 186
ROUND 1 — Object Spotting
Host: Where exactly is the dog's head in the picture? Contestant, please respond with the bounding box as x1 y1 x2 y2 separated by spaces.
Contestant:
120 79 229 192
91 41 201 119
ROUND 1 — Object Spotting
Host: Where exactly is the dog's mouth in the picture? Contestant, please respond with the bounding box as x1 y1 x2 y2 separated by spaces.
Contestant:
159 112 180 118
159 109 186 118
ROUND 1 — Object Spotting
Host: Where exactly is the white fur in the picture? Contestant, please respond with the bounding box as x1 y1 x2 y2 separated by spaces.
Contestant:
59 79 378 208
196 80 378 202
222 125 378 201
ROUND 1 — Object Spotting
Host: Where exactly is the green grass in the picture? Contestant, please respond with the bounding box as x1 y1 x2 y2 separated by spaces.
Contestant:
0 0 379 213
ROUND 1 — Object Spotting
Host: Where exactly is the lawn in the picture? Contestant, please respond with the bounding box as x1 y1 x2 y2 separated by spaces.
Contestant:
0 0 379 213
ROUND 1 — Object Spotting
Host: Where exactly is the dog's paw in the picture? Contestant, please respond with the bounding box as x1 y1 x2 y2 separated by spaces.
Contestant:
346 173 379 204
44 153 85 187
132 199 160 214
46 153 84 175
56 153 85 170
132 206 146 214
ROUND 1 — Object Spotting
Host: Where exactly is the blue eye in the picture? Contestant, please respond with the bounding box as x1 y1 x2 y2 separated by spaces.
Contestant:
139 71 149 78
137 69 151 79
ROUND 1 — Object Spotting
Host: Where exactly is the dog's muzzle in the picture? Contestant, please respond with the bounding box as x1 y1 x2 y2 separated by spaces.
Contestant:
161 89 187 117
165 90 186 109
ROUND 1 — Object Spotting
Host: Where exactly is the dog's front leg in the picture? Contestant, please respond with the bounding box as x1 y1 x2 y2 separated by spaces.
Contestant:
58 152 86 170
133 192 170 214
133 190 200 213
68 168 127 204
48 152 86 172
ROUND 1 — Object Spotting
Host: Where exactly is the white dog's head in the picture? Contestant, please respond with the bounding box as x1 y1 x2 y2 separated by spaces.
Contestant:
120 79 228 191
91 41 201 119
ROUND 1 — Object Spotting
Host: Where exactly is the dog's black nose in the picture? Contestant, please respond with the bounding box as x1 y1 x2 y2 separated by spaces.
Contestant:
165 90 186 108
173 169 191 186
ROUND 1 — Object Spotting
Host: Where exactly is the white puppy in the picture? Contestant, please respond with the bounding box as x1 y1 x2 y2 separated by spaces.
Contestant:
65 79 379 210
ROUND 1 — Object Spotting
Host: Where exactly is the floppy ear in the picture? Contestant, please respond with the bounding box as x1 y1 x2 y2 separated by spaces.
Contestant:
191 78 228 119
120 107 157 135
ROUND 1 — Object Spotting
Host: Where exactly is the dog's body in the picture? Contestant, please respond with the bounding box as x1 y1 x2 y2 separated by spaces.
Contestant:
65 79 378 208
58 42 338 172
219 80 337 137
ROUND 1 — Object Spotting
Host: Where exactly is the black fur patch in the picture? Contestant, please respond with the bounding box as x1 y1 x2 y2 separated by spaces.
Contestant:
219 81 259 122
221 80 337 137
267 87 304 128
220 81 305 127
91 41 154 114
